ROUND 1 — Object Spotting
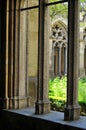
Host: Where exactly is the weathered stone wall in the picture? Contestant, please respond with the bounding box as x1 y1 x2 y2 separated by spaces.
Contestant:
28 9 38 77
28 0 38 106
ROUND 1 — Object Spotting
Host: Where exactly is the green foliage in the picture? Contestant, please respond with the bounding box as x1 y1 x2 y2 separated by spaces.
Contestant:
49 76 67 100
49 0 86 20
80 22 86 27
78 77 86 103
49 2 68 19
49 76 86 115
49 76 86 104
80 0 86 11
49 97 66 111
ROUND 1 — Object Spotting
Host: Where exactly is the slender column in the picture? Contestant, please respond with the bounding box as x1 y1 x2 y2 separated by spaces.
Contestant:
19 0 29 108
64 0 80 120
54 47 57 75
51 44 55 76
54 47 56 75
8 0 15 109
64 47 67 75
9 0 20 109
58 46 61 76
0 0 9 109
26 0 29 106
12 0 29 109
35 0 50 114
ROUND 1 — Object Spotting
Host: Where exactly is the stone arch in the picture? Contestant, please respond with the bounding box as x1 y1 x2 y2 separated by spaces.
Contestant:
52 19 67 31
50 19 67 77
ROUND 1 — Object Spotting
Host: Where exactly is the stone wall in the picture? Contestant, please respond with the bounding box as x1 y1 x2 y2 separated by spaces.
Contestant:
28 0 38 106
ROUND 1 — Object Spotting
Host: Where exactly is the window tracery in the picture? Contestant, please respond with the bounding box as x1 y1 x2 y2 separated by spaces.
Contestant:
51 22 67 76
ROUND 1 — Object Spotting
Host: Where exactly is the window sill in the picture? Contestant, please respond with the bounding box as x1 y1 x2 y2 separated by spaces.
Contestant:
1 107 86 130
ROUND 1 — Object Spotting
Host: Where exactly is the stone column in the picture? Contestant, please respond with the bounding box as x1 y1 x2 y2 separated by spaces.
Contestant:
84 46 86 74
7 0 29 109
79 30 85 77
50 43 55 77
0 0 9 109
58 46 61 76
55 47 58 75
49 42 55 77
64 46 67 75
8 0 15 109
35 0 50 114
12 0 29 109
64 0 80 120
0 0 29 109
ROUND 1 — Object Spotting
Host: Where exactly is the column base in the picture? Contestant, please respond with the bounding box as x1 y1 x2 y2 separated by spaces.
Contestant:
9 96 29 109
35 100 50 114
64 105 81 121
0 97 9 109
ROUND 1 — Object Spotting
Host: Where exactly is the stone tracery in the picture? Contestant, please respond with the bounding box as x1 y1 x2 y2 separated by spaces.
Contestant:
51 21 67 76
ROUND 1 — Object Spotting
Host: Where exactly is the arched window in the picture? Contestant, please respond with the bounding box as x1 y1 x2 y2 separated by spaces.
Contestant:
51 21 67 77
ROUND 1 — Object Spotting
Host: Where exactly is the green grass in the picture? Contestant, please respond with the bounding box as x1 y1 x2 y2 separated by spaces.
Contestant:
49 76 86 104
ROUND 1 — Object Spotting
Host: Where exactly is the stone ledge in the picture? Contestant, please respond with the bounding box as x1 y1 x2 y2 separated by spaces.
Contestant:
0 108 86 130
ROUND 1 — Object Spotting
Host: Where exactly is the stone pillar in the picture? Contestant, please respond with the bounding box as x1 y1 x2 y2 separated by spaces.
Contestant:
64 47 67 75
7 0 29 109
49 43 55 77
35 0 50 114
52 44 55 76
64 0 80 120
8 0 15 109
84 46 86 74
0 0 29 109
0 0 9 109
79 29 85 77
58 46 61 76
12 0 29 109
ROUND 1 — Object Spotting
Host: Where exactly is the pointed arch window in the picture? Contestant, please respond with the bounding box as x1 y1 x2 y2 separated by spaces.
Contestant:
51 22 67 76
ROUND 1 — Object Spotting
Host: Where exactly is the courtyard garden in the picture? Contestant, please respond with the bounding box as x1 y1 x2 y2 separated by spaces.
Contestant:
49 76 86 116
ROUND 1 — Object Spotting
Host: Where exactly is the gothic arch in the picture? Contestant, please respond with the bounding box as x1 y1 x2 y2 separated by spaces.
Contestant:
52 19 67 32
50 19 67 77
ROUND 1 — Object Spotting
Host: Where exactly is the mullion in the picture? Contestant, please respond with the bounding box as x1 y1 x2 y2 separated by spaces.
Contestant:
20 5 39 11
20 0 68 11
46 0 68 6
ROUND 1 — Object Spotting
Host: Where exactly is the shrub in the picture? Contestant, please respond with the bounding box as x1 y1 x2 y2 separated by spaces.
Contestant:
49 76 67 101
49 76 86 114
78 77 86 103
